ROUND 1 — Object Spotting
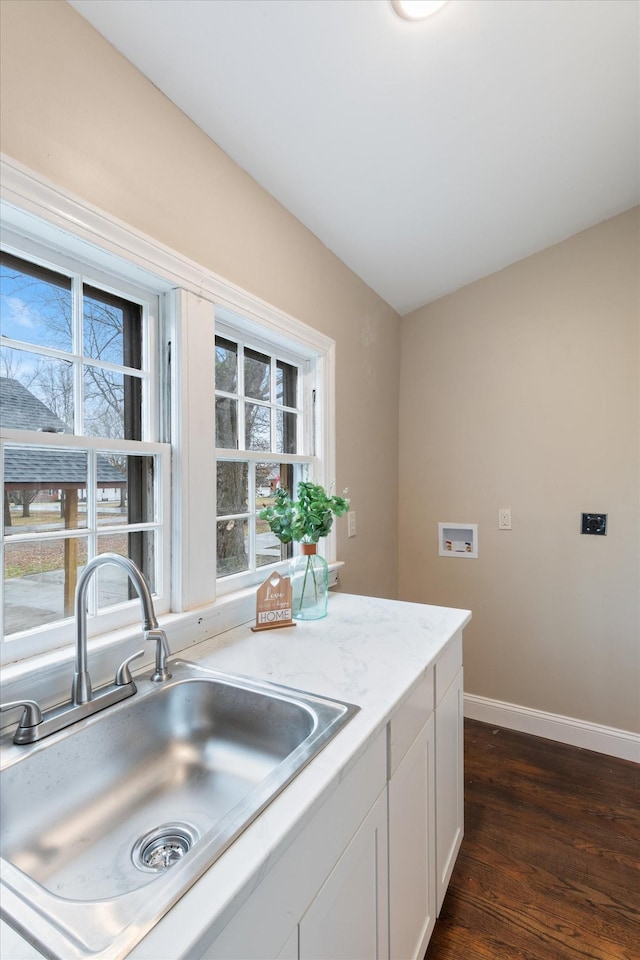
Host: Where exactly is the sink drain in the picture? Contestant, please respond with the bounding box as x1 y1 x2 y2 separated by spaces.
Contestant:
132 823 198 873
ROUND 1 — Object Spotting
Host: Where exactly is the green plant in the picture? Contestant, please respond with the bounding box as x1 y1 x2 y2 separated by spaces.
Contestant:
259 481 350 544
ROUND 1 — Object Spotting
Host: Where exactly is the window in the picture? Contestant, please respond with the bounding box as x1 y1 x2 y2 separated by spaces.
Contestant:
0 248 169 657
0 157 336 666
215 323 315 590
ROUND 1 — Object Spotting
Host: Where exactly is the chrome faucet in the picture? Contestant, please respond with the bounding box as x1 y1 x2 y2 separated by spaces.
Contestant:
73 553 171 701
1 553 171 745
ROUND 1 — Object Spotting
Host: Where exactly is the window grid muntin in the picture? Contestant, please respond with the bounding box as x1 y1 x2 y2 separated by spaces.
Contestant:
215 347 305 449
215 458 310 586
1 245 166 648
1 251 152 442
1 438 164 631
215 338 304 454
215 328 314 586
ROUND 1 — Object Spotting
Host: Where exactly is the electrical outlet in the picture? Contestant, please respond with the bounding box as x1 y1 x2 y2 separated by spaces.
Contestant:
347 511 356 538
498 508 512 530
581 513 607 535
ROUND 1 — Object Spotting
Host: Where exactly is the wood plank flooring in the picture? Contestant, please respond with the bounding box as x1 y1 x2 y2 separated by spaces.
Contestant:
425 720 640 960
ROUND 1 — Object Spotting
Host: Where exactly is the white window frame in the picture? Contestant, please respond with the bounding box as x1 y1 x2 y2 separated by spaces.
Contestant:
0 231 171 663
213 313 320 596
0 155 336 670
169 294 335 614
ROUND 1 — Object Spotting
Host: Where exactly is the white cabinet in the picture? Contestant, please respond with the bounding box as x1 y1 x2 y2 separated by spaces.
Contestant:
299 788 388 960
388 714 436 960
434 633 464 914
277 931 300 960
387 668 436 960
387 629 464 958
197 731 388 960
193 630 465 960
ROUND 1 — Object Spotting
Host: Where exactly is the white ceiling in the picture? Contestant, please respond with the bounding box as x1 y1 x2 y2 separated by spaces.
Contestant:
68 0 639 315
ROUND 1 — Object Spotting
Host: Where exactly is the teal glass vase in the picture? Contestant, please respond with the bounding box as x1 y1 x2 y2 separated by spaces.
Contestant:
289 544 328 620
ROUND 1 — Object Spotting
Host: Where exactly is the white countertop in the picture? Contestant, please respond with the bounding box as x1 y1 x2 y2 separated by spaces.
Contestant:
0 592 471 960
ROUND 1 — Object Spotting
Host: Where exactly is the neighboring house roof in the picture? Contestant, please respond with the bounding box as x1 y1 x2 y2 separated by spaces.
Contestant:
0 376 69 433
1 377 126 488
4 447 126 488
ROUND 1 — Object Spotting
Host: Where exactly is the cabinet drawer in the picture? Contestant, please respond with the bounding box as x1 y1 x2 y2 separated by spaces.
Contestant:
435 631 462 705
388 668 434 778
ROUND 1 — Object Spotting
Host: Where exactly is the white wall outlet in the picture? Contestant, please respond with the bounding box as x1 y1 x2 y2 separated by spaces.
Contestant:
498 508 512 530
347 511 357 538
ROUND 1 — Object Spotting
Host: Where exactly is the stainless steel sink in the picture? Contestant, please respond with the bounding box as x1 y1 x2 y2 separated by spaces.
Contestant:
0 658 359 959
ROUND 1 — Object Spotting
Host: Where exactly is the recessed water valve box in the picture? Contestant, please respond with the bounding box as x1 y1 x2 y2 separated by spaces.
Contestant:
581 513 607 536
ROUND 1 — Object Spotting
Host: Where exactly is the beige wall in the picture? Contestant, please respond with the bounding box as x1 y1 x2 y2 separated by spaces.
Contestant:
400 208 640 733
0 0 400 599
3 1 638 734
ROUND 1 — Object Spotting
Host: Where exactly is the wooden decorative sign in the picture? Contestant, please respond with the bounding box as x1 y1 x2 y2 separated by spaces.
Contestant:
251 571 296 632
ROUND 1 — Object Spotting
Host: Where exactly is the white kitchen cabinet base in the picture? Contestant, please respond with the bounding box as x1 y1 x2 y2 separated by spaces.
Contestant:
435 665 464 914
198 731 387 960
299 789 389 960
388 715 436 960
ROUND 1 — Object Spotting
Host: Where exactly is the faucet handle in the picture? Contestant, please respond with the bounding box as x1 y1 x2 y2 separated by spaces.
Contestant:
1 699 43 728
115 650 144 686
145 628 172 682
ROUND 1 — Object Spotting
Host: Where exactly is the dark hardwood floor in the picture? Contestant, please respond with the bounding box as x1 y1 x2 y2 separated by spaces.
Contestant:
425 720 640 960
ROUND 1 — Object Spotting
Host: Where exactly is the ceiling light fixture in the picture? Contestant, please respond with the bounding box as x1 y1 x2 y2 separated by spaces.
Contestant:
390 0 449 21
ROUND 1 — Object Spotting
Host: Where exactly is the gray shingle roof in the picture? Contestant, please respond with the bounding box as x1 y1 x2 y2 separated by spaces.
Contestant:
4 446 125 487
1 378 126 488
0 377 69 433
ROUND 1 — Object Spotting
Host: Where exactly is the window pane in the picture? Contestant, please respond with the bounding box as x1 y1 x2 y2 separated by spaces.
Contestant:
1 248 163 645
217 461 248 516
255 465 284 568
217 518 248 577
3 537 87 634
244 348 270 402
127 455 156 525
245 402 270 451
216 397 238 449
1 251 72 353
83 285 141 369
83 367 142 440
276 359 297 408
256 529 283 568
0 348 74 432
97 453 128 525
3 445 88 535
215 337 238 394
255 462 280 498
97 531 156 608
276 410 297 454
97 453 154 526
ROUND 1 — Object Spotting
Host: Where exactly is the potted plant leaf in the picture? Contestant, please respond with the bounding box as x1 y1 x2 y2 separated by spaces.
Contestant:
259 482 350 619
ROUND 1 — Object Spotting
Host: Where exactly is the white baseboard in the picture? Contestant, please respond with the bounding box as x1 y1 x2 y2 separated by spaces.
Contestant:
464 693 640 763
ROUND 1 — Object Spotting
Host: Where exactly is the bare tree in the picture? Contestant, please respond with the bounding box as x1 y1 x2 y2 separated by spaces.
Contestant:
1 258 137 439
17 489 38 518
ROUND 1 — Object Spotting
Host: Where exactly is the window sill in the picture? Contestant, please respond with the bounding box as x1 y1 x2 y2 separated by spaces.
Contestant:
0 562 345 732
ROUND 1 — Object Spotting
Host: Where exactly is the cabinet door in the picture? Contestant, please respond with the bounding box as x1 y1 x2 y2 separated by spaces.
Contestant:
277 930 299 960
435 667 464 914
299 789 389 960
388 714 436 960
